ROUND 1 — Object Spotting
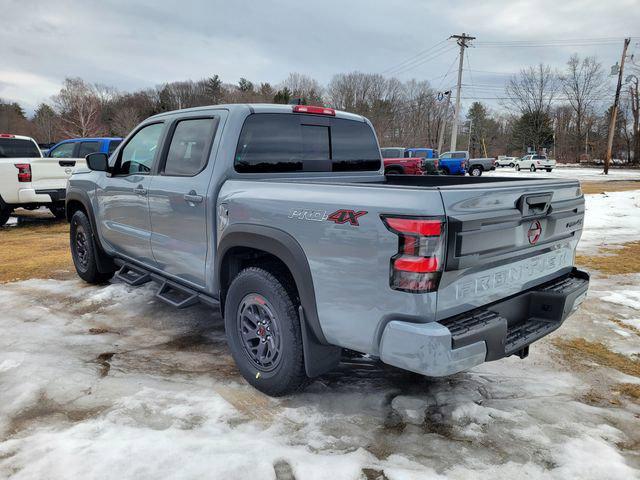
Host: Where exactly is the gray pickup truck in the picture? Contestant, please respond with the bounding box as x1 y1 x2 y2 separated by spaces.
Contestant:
66 104 589 396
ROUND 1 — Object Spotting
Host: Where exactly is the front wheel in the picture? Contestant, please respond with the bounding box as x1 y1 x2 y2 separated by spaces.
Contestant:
70 210 115 284
509 162 515 168
530 165 536 172
515 164 520 171
546 168 552 172
224 267 308 396
469 166 483 177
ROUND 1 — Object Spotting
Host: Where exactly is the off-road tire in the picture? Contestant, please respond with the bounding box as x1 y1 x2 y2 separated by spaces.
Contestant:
70 210 114 284
0 209 11 227
224 267 308 396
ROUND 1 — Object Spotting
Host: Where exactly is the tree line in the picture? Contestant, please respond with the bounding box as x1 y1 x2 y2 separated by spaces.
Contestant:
1 54 638 163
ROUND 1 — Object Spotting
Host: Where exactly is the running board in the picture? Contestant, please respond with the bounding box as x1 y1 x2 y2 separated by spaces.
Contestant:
112 260 219 309
115 264 151 286
155 280 199 309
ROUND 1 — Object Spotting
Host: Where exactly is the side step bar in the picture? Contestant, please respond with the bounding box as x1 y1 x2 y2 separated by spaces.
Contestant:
113 260 219 309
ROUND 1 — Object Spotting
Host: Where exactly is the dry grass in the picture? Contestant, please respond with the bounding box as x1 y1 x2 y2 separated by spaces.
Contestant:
580 180 640 195
576 241 640 276
553 337 640 378
0 221 73 283
616 383 640 401
610 317 640 336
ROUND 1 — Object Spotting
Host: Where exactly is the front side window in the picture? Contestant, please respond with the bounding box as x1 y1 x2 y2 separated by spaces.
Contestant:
163 118 218 176
381 148 404 159
117 123 164 175
50 142 75 158
234 114 381 173
0 138 41 158
77 141 101 158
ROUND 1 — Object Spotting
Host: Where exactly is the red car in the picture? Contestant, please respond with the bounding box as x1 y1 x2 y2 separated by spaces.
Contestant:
381 147 424 175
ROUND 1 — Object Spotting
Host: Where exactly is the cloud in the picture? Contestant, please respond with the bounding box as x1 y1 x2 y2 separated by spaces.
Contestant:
0 0 637 113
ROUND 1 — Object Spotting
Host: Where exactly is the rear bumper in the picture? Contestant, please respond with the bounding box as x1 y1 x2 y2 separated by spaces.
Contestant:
17 188 64 204
379 268 589 376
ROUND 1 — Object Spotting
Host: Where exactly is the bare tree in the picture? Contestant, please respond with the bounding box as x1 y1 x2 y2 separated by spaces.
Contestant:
53 78 105 137
282 72 323 104
506 64 559 116
560 55 605 141
111 107 141 137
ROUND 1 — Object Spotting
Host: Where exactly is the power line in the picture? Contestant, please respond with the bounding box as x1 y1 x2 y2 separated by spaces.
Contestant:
388 45 458 76
381 38 448 75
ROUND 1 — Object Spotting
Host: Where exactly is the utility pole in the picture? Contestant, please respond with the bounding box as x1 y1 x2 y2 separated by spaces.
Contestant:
437 90 451 155
449 33 475 152
604 37 631 175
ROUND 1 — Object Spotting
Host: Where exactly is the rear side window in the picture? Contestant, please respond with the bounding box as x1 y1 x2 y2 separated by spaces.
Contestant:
533 155 547 160
235 114 381 173
0 138 40 158
451 152 466 159
163 118 218 176
77 141 100 158
381 147 404 159
107 140 122 156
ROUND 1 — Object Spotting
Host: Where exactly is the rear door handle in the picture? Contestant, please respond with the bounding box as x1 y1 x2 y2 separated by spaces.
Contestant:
184 191 203 204
133 185 147 196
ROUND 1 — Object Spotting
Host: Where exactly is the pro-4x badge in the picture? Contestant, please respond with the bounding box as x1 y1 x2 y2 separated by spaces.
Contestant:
327 209 367 226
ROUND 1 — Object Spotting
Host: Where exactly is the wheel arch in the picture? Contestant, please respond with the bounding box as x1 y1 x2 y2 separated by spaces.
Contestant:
216 224 341 377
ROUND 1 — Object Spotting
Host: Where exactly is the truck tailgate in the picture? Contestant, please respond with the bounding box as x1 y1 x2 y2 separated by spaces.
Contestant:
436 180 584 320
30 157 85 190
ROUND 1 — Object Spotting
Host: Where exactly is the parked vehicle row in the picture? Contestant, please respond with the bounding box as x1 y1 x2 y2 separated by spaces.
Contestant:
496 154 556 172
0 135 122 226
66 103 589 396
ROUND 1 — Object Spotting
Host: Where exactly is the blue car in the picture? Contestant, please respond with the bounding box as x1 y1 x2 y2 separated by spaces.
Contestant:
47 137 123 159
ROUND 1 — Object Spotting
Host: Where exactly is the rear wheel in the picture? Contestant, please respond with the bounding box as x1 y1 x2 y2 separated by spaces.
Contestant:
469 166 483 177
385 168 403 175
509 162 515 168
224 267 308 396
441 167 450 175
530 165 536 172
0 209 11 227
546 168 552 172
70 210 114 284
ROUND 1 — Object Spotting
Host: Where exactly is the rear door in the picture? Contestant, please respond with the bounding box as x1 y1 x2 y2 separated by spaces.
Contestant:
436 180 585 320
148 114 223 287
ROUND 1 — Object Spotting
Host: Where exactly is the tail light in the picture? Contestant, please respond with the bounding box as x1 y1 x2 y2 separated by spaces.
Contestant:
292 105 335 116
14 163 31 182
381 215 446 293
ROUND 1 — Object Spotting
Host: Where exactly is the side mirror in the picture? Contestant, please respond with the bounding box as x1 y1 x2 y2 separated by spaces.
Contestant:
86 152 109 172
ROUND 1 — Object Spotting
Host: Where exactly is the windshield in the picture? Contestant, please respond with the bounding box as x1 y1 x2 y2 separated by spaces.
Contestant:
0 138 41 158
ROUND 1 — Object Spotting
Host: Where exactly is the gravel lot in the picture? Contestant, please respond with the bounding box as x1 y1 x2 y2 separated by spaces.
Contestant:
0 167 639 479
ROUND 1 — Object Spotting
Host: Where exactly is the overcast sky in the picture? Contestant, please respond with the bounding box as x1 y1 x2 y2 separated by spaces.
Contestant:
1 0 639 114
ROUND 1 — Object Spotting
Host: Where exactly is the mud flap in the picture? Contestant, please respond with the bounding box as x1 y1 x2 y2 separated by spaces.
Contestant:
299 306 341 378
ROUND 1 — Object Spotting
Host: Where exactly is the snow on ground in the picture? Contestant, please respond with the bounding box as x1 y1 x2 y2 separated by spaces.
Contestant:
578 190 640 253
0 279 638 479
488 165 640 181
1 184 640 479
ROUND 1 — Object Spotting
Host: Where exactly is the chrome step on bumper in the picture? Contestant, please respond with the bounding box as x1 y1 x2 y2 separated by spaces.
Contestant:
379 268 589 377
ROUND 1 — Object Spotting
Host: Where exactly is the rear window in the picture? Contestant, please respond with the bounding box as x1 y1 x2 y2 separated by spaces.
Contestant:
235 114 381 173
451 152 467 159
533 155 547 160
381 148 404 159
0 138 40 158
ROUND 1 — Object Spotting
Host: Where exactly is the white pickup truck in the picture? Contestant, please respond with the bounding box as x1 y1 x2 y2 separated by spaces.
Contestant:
514 154 556 172
0 134 84 226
